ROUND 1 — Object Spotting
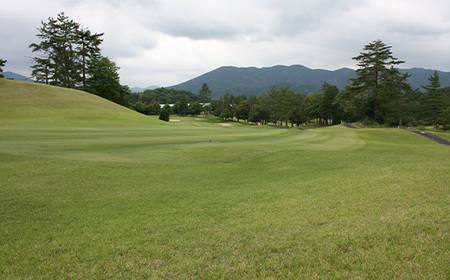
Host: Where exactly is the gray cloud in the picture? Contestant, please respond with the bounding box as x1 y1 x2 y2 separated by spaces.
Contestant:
1 0 450 87
158 21 240 40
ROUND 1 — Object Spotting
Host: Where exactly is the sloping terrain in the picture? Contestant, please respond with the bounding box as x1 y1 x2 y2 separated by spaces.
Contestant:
0 79 152 126
0 79 449 279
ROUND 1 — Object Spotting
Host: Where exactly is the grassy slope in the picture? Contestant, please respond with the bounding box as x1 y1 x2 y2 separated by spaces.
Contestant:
0 79 152 126
1 80 449 279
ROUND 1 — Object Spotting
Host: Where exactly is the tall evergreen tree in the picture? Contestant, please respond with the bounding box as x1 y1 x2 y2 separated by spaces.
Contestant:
378 67 413 126
77 29 103 88
198 83 212 115
350 40 405 121
422 71 444 128
29 12 103 88
198 83 212 103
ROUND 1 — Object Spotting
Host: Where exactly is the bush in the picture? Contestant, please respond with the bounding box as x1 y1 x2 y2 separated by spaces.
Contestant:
159 108 170 122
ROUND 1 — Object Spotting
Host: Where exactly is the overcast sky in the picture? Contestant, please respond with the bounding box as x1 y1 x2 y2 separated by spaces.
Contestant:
1 0 450 87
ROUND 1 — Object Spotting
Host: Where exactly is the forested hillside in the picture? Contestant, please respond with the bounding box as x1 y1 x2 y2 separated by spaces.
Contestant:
167 65 450 98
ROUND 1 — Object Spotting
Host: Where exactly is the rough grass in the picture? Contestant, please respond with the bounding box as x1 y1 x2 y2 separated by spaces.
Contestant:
1 80 449 279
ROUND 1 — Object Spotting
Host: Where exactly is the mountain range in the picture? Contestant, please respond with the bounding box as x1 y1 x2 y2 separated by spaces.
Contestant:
1 71 33 82
130 85 159 93
168 65 450 98
4 65 450 99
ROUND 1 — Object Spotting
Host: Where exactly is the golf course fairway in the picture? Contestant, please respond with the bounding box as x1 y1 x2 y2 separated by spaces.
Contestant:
1 79 449 278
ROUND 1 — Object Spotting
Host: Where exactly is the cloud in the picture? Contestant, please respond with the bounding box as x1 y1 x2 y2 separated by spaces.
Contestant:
1 0 450 87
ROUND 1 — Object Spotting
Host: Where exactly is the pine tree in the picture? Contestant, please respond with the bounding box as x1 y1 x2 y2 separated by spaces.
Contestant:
378 67 412 126
29 12 103 88
422 71 444 128
350 40 405 121
77 29 103 88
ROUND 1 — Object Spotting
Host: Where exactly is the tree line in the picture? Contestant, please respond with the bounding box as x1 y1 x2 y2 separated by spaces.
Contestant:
129 40 449 129
127 83 213 120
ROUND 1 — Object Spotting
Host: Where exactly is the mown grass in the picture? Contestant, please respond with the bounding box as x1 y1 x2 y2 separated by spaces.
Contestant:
1 80 449 279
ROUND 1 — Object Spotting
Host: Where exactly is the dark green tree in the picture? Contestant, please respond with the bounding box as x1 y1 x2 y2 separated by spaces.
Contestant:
85 56 128 106
0 58 6 78
163 103 173 114
234 100 251 122
133 102 147 114
199 83 212 103
29 12 103 88
188 102 202 116
198 83 212 114
288 93 307 127
378 68 413 126
318 83 341 125
148 102 161 115
304 93 322 124
422 71 445 128
77 29 103 88
350 40 404 121
176 96 189 116
213 93 234 118
219 108 233 120
159 106 170 122
248 104 264 124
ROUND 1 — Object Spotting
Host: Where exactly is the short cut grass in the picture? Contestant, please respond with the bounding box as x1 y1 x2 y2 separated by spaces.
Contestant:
1 79 449 278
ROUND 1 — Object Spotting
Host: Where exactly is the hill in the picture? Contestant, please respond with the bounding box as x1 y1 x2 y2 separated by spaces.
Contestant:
168 65 450 98
0 79 152 126
130 85 159 93
0 71 34 82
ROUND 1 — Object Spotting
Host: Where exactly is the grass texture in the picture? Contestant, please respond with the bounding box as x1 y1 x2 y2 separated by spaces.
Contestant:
1 79 449 278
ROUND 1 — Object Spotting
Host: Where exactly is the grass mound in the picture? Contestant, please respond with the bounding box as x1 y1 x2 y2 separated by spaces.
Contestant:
0 79 151 126
1 79 449 278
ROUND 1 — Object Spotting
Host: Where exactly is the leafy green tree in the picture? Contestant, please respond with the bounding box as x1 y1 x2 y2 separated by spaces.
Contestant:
248 104 264 123
188 102 202 116
304 93 322 124
350 40 404 121
378 68 413 126
318 83 341 125
234 100 251 122
288 93 307 127
213 93 234 118
0 58 6 78
85 56 128 106
440 106 450 131
219 108 233 120
335 87 367 123
133 102 147 114
148 102 161 115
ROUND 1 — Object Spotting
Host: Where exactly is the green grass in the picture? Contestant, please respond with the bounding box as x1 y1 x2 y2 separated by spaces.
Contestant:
1 80 449 279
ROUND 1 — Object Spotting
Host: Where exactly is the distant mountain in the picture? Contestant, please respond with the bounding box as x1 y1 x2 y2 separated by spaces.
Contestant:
399 68 450 90
130 85 159 93
168 65 450 98
1 71 33 82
